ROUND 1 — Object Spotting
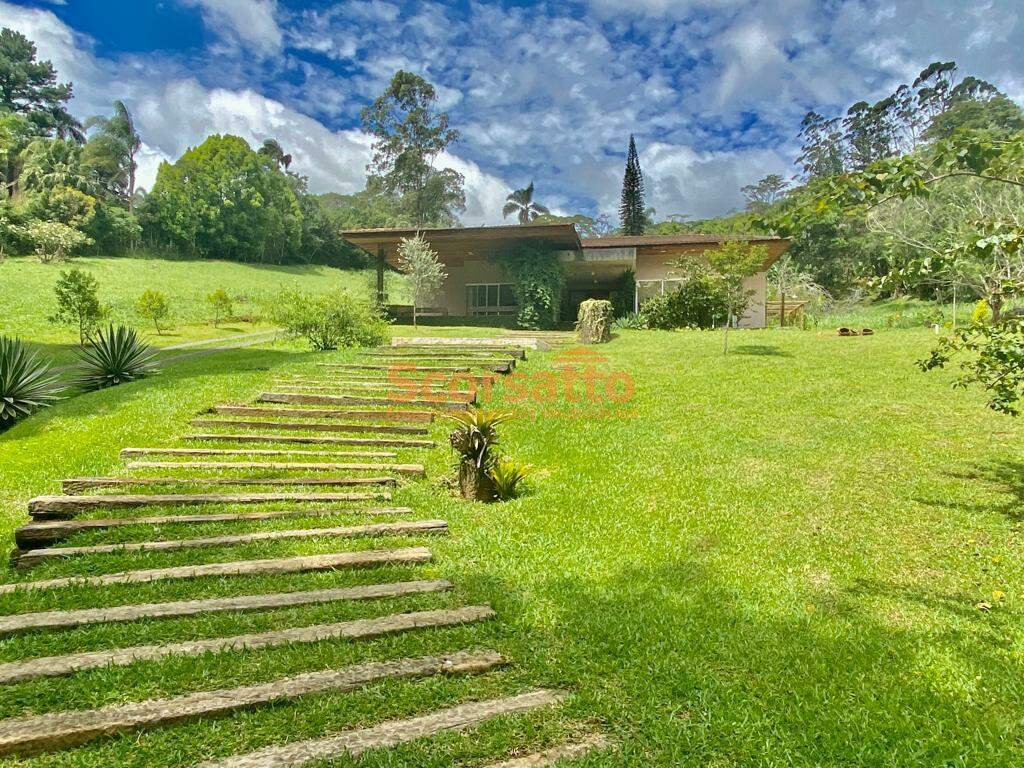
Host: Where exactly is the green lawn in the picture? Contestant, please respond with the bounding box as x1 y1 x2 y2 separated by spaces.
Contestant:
0 327 1021 766
0 253 387 363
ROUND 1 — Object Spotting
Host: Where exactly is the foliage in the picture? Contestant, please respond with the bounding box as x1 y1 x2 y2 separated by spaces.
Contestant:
18 219 93 262
742 174 790 212
360 70 464 227
971 299 992 325
492 242 565 329
206 288 233 327
619 134 646 235
767 254 829 325
74 323 158 391
49 267 105 345
611 268 635 317
919 317 1024 415
142 134 302 263
445 409 513 470
0 335 62 426
503 182 549 224
0 28 79 139
20 138 95 195
83 100 142 208
396 234 446 326
641 265 730 330
532 212 615 238
487 455 532 501
576 298 613 343
271 289 388 350
135 289 170 334
612 311 645 330
257 138 292 171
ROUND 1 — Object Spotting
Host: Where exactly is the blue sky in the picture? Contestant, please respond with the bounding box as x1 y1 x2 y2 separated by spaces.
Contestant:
3 0 1023 223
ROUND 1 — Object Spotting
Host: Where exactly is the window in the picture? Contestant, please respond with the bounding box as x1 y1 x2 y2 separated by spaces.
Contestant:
635 278 684 311
467 283 517 315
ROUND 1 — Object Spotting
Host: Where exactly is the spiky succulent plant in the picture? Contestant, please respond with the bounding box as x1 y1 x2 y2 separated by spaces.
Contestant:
0 336 63 426
74 324 158 391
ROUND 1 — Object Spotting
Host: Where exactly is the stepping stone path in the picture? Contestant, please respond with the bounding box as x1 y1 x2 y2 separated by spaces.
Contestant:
0 341 611 765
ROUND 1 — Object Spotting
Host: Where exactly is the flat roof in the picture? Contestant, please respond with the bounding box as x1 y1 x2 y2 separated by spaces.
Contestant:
581 234 787 248
343 223 581 265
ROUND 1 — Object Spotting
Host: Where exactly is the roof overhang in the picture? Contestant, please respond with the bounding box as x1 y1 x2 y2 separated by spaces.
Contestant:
343 224 582 267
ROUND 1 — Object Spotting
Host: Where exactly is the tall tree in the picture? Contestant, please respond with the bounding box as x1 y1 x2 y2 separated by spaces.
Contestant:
502 182 549 224
360 70 463 227
258 138 292 171
0 28 80 140
741 174 789 212
83 101 142 208
619 134 646 235
797 111 845 180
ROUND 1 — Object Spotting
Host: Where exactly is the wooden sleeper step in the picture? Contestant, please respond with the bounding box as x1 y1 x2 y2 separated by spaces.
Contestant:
28 491 391 519
209 405 434 423
190 418 430 435
384 345 527 359
124 461 425 476
0 604 493 685
271 382 476 398
62 476 397 493
185 433 436 448
121 447 397 459
13 520 449 569
260 392 469 412
14 507 413 549
0 578 452 636
0 547 432 594
0 650 505 756
197 688 563 768
481 735 610 767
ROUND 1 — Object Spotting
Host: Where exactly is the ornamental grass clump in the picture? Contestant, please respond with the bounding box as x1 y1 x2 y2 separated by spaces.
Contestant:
0 336 63 428
75 324 158 391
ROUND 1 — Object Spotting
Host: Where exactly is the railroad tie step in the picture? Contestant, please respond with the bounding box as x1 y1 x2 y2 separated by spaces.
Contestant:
481 734 611 767
0 605 494 685
14 507 414 549
61 476 398 493
0 579 453 636
259 392 469 412
208 405 434 423
196 688 564 768
0 650 505 756
13 520 449 570
190 419 430 435
120 447 398 459
28 491 391 519
123 461 425 476
269 383 476 400
184 433 437 448
384 345 528 360
0 547 433 594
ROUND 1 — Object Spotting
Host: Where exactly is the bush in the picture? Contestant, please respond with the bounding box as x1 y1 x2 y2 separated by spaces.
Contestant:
50 267 106 344
207 288 233 327
136 289 171 334
19 220 93 262
971 299 992 325
492 243 564 329
576 299 613 343
272 289 388 350
0 336 63 428
74 324 158 391
641 268 731 330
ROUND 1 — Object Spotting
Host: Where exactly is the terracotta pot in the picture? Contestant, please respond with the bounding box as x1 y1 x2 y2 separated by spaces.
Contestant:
459 463 496 501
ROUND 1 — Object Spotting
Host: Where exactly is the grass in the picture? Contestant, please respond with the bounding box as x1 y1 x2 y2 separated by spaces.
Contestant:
0 325 1022 765
0 253 389 363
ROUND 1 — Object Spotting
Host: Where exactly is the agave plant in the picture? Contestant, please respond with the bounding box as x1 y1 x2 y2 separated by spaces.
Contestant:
74 324 158 391
0 336 63 426
487 455 532 501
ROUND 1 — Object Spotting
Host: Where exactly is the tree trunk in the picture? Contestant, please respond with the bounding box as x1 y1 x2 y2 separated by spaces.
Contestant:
780 292 786 328
459 463 495 502
951 283 957 333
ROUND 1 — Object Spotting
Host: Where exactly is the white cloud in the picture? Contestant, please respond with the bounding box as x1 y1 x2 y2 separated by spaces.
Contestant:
179 0 282 55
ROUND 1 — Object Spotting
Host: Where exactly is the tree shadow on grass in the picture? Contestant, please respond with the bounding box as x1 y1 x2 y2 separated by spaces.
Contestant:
916 461 1024 522
455 559 1023 765
732 344 792 357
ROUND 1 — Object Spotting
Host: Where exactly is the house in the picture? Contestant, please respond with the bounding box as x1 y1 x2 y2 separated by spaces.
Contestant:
342 224 790 327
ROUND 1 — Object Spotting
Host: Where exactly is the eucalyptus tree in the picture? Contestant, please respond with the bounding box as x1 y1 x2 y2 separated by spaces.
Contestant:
503 182 549 224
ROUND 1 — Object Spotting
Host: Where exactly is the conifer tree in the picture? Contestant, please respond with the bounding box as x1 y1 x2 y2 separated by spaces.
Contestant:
619 135 646 235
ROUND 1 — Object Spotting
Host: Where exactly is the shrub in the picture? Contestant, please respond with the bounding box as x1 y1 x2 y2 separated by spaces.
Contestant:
0 336 63 428
612 312 645 330
492 243 564 329
577 299 613 343
641 267 731 330
49 267 105 344
971 299 992 325
272 289 388 350
74 324 158 391
19 220 93 262
445 409 514 501
487 456 532 501
207 288 233 327
136 289 171 334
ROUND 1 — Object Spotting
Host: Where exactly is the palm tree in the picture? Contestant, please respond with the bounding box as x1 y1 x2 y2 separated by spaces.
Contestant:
84 101 141 210
502 182 549 224
258 138 292 171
